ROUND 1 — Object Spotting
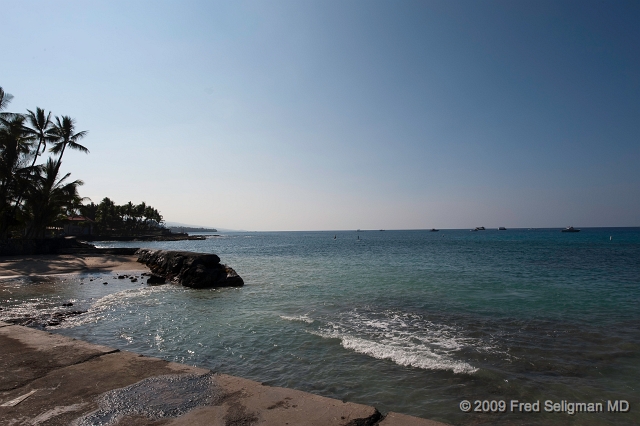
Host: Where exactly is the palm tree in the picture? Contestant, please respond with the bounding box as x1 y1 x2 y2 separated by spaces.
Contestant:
79 201 98 221
0 115 33 187
123 201 134 235
0 114 35 238
25 108 55 168
49 115 88 175
24 158 84 239
0 87 13 112
9 108 56 220
96 197 119 235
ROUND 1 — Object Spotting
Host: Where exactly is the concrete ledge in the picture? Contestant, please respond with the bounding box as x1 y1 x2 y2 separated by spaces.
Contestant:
166 374 381 426
0 325 449 425
0 325 118 391
380 411 450 426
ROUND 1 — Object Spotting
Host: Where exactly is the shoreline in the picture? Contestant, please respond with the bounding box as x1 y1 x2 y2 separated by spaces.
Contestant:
0 253 148 278
0 322 446 425
0 253 447 425
79 233 209 242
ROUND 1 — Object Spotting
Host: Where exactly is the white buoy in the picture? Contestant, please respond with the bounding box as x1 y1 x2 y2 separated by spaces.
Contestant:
610 236 612 241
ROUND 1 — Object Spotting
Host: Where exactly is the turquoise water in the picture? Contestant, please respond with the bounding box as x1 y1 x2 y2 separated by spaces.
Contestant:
1 228 639 425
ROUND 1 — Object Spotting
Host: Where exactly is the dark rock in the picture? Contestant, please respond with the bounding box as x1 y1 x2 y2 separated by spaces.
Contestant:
130 278 138 282
7 309 88 329
118 275 126 279
61 302 73 307
136 249 244 289
146 274 166 285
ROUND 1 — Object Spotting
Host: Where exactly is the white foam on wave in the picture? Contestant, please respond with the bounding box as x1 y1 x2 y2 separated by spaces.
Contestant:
314 330 477 374
280 314 314 324
310 309 483 374
0 299 61 322
53 286 170 329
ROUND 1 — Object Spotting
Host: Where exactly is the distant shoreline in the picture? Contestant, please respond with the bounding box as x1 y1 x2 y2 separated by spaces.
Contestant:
167 226 218 233
79 233 208 242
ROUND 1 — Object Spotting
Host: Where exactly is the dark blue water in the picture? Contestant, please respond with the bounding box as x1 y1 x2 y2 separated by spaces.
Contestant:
1 228 639 425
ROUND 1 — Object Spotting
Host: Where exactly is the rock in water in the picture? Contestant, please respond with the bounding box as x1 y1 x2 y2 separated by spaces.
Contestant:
135 249 244 289
146 274 166 285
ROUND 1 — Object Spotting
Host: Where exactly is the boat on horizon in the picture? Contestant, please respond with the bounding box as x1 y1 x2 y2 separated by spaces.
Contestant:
561 226 580 233
430 228 439 232
499 227 506 230
471 226 485 231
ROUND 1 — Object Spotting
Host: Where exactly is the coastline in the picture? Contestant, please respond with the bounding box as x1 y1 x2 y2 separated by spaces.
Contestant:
0 253 148 278
0 321 446 425
0 252 447 425
79 233 209 242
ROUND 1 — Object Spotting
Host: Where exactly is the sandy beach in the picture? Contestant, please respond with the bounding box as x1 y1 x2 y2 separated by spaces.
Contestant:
0 254 148 278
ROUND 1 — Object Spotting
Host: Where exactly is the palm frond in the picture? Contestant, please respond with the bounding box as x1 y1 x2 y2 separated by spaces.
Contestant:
0 87 14 111
68 141 89 153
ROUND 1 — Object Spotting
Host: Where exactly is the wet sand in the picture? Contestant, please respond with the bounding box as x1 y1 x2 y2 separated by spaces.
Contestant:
0 254 148 278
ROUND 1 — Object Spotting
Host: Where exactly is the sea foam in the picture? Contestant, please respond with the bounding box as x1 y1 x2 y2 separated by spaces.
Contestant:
53 286 170 329
279 314 314 324
310 309 480 374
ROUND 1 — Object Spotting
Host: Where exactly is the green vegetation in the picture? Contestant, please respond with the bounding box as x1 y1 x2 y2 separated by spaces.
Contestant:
81 198 164 237
0 86 164 240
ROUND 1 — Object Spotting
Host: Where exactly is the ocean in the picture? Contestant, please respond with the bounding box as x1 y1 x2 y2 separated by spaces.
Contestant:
1 228 639 425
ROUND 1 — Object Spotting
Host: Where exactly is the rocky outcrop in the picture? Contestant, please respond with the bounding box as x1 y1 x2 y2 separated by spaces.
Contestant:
136 249 244 289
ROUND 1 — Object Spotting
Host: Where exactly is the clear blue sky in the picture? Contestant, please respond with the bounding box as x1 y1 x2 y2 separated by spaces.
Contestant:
4 0 639 230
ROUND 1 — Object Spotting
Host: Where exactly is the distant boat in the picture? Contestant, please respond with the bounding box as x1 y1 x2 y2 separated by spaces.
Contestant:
472 227 485 231
430 228 439 232
561 226 580 233
379 229 385 231
499 227 506 230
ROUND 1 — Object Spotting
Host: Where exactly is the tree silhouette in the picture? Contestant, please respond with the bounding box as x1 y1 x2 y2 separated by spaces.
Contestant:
49 115 88 176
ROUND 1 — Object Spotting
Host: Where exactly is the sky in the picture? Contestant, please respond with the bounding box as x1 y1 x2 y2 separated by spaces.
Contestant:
3 0 639 230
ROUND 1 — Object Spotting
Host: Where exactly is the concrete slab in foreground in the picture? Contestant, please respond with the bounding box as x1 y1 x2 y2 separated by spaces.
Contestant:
0 324 449 426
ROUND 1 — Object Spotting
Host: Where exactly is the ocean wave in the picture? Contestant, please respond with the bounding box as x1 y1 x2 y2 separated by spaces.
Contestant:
52 286 170 329
0 298 66 323
313 329 477 374
280 314 314 324
309 309 483 374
